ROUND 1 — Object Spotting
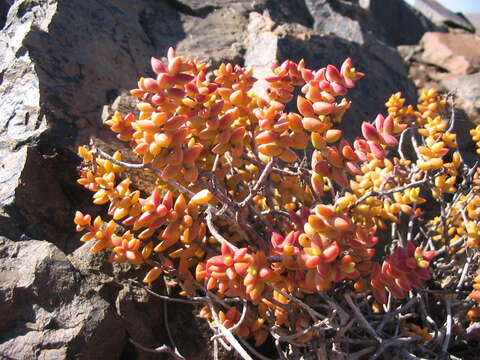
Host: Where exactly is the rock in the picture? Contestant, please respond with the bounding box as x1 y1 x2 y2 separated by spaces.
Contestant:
305 0 386 46
278 33 415 139
116 284 212 360
304 0 443 47
366 0 444 45
441 73 480 124
397 44 422 62
421 32 480 75
175 3 249 67
0 146 72 249
466 13 480 31
0 237 125 359
175 0 315 67
244 12 278 100
0 2 9 29
260 0 313 28
414 0 475 32
70 242 212 360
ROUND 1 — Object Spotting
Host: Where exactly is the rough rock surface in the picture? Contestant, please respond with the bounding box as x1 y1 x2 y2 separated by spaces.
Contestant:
421 32 480 74
0 237 125 359
304 0 441 47
399 36 480 127
0 234 210 360
397 20 480 126
305 0 385 46
442 73 480 123
70 243 211 360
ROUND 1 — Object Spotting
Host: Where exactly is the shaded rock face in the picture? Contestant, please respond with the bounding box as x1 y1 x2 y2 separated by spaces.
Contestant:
69 242 211 360
366 0 444 45
305 0 441 47
0 0 450 358
0 0 175 250
275 33 414 133
0 234 209 360
305 0 384 46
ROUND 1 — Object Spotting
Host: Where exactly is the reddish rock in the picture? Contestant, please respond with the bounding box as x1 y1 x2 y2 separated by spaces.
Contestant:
421 32 480 74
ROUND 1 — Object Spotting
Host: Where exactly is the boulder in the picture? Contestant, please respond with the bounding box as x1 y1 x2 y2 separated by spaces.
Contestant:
366 0 444 45
441 73 480 124
305 0 386 46
414 0 475 32
69 242 213 360
0 237 125 359
154 1 252 67
420 32 480 74
304 0 443 47
0 146 72 249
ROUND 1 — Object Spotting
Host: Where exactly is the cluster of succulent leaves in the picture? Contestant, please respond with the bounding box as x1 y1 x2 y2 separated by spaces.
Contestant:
75 48 480 350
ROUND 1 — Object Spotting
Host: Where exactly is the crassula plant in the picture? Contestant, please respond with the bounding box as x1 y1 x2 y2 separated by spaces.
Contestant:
75 48 480 359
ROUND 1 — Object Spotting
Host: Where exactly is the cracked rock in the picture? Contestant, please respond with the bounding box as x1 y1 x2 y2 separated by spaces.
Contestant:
0 237 125 360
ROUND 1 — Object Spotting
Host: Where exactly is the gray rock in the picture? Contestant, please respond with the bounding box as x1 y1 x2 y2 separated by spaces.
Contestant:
0 237 125 359
442 73 480 124
261 0 314 28
305 0 386 46
69 242 211 360
366 0 445 45
0 146 72 248
244 12 278 101
175 3 248 67
414 0 475 32
304 0 442 47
